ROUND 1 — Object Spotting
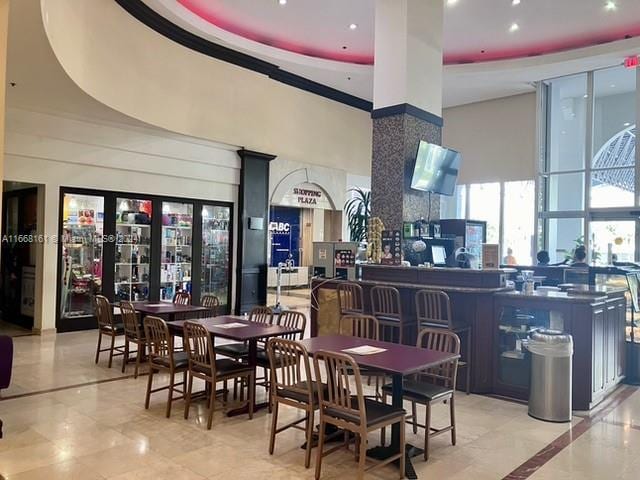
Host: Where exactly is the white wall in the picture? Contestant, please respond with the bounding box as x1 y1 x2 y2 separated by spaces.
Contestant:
4 107 240 332
443 93 537 184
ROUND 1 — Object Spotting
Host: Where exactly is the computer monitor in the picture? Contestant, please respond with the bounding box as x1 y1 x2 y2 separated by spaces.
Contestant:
431 245 447 265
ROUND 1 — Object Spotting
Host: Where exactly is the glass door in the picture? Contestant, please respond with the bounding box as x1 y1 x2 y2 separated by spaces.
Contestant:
115 197 152 301
60 193 104 320
160 201 193 302
201 204 231 311
589 220 636 265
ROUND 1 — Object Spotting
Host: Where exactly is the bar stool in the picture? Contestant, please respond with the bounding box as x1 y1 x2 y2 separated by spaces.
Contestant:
337 282 365 316
415 289 471 394
370 286 405 344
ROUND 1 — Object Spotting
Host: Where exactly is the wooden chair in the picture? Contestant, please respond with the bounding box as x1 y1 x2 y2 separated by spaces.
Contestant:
183 321 254 429
143 315 189 418
313 350 406 480
173 291 192 305
216 306 274 360
201 294 220 316
337 282 365 316
415 289 471 394
382 328 460 461
94 295 125 368
267 337 320 468
120 301 146 378
370 286 405 344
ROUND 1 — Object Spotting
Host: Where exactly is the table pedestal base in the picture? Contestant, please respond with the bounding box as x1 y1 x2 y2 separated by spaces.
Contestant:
367 443 423 479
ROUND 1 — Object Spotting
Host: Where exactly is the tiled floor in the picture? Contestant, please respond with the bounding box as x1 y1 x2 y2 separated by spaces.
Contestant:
1 308 639 479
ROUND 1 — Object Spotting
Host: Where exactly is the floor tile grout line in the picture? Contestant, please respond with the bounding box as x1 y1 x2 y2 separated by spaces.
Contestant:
0 373 144 401
501 385 639 480
600 417 640 432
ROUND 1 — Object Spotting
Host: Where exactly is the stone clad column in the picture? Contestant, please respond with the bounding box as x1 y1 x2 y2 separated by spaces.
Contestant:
371 0 444 231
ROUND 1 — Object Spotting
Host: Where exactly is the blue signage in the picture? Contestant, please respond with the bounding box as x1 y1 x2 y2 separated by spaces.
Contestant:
269 206 300 267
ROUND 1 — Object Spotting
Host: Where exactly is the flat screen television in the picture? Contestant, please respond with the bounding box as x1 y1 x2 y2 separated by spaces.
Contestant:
410 141 461 196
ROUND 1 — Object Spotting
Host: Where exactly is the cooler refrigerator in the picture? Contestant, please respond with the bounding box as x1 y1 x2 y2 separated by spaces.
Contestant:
313 242 358 280
437 219 487 265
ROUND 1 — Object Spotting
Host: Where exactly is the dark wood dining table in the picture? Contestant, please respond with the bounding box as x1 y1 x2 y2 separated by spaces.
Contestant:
167 315 303 416
299 334 459 480
131 302 214 322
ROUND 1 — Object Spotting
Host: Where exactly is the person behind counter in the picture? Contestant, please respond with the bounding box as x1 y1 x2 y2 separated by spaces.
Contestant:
571 246 589 268
536 250 550 266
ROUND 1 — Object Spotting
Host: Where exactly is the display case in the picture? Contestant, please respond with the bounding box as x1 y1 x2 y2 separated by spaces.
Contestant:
160 202 193 302
115 198 152 302
60 193 104 321
201 204 231 311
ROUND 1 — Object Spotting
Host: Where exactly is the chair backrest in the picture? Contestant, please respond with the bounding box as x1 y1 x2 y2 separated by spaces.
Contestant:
339 314 379 341
370 286 402 320
200 294 220 315
314 350 366 427
267 338 313 403
94 295 114 329
277 310 306 340
183 321 215 375
416 328 461 389
120 301 142 340
415 289 452 329
249 306 274 324
173 291 192 305
143 316 173 366
337 282 364 315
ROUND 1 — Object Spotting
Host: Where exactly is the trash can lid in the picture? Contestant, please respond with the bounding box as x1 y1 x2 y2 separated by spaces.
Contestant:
528 329 573 356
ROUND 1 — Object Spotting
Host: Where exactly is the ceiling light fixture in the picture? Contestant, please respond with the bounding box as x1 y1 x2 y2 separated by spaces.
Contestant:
447 0 458 6
349 23 358 30
610 84 616 88
278 0 287 5
512 0 521 5
605 1 617 11
583 94 589 98
624 122 631 127
509 23 519 32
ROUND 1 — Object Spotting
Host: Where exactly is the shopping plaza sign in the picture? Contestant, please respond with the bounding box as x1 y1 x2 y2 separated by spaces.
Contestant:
293 187 322 205
276 182 333 210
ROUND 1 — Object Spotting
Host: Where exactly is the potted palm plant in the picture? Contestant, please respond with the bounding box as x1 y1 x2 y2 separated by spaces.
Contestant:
344 187 371 243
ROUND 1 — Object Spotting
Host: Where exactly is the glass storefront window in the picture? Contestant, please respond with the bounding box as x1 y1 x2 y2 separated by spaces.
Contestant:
589 220 635 265
546 172 585 212
60 193 104 319
201 205 231 310
468 183 500 244
160 202 193 302
503 181 535 265
115 198 152 302
590 168 635 208
546 217 584 264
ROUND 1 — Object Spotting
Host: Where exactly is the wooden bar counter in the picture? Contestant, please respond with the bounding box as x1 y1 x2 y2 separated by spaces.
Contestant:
311 264 628 409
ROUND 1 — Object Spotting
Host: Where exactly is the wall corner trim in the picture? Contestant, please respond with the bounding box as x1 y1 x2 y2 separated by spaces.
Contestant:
371 103 444 127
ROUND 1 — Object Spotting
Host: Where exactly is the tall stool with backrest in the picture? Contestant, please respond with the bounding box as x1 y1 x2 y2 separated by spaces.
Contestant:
120 301 146 377
313 350 406 479
415 289 471 394
381 328 460 461
183 321 253 429
173 291 191 305
267 337 321 468
337 282 365 317
201 294 220 316
94 295 125 368
370 286 405 344
143 315 189 418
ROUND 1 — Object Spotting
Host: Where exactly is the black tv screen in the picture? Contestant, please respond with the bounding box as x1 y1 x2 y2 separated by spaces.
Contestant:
410 141 461 196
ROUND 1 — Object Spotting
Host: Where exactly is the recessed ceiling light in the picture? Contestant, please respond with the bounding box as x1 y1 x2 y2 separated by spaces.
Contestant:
349 23 358 30
509 23 519 32
605 1 617 11
512 0 521 5
624 122 631 127
278 0 287 5
583 94 589 98
447 0 459 6
610 84 616 88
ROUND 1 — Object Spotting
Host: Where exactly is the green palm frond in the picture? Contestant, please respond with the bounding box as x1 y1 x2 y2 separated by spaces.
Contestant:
344 187 371 243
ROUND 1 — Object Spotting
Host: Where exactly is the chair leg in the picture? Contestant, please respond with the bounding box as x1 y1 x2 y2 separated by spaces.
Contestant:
145 367 154 409
357 432 367 480
134 343 142 379
122 339 129 373
399 418 406 479
315 420 326 480
424 402 431 461
166 370 175 418
412 401 418 434
107 334 116 368
95 332 102 364
450 395 457 446
269 400 279 455
304 409 314 469
184 372 194 420
247 373 254 420
466 333 472 395
207 380 216 430
223 379 228 404
380 390 387 446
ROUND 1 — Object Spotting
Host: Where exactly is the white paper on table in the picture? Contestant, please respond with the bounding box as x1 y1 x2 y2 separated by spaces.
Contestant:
215 322 249 329
342 345 387 355
145 303 165 307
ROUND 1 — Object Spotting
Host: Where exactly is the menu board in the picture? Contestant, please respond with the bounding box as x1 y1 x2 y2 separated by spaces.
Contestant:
335 249 355 267
482 244 500 269
381 230 402 265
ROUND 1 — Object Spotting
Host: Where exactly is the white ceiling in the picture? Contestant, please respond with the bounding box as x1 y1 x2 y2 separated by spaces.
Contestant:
142 0 640 107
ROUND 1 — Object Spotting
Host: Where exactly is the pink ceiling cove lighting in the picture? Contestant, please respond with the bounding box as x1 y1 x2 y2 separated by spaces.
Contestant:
177 0 640 65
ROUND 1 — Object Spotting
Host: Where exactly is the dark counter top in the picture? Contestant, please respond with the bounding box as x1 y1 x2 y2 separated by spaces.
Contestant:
362 264 517 275
495 285 627 304
312 277 514 294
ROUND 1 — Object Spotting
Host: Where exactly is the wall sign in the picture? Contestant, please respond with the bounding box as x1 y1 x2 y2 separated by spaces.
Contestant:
277 183 333 210
381 230 402 265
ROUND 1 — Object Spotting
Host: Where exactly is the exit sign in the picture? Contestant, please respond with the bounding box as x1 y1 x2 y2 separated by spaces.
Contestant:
624 55 639 69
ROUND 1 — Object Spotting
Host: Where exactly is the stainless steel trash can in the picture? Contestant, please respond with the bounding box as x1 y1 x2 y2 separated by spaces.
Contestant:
527 330 573 422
